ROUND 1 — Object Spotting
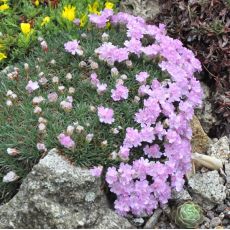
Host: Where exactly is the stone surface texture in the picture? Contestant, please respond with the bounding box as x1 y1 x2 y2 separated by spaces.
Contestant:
191 115 211 153
207 136 230 163
0 149 133 229
188 171 226 209
120 0 160 21
195 82 217 134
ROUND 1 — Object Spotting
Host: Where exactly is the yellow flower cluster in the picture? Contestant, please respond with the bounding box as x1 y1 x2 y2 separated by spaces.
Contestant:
62 5 76 21
0 52 7 61
41 16 51 26
20 23 31 35
0 0 9 11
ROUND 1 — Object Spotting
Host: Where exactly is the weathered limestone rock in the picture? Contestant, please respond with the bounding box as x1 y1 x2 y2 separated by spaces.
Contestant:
0 149 133 229
188 171 226 210
195 82 217 134
207 136 230 163
171 189 192 203
120 0 160 21
191 115 211 153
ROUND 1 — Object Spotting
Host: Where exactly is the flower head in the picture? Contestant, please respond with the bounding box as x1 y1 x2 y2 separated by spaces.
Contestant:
20 23 31 35
64 40 83 55
97 106 115 124
58 133 75 149
41 16 50 26
62 5 76 21
0 52 7 61
90 166 103 177
0 3 9 11
25 80 39 93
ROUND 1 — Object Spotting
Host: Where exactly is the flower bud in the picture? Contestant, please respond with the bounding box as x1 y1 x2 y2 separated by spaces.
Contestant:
67 125 75 135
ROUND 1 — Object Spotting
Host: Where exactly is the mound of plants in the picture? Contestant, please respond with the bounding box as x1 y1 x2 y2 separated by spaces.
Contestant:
152 0 230 137
0 0 118 68
0 8 203 217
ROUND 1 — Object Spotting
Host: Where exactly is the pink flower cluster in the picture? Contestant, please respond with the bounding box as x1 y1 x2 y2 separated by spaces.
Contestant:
90 10 203 216
111 83 129 101
64 40 83 56
58 133 75 149
90 72 108 95
97 106 114 124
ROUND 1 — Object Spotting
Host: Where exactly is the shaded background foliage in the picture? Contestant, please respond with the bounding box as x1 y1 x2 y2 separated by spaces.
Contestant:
151 0 230 138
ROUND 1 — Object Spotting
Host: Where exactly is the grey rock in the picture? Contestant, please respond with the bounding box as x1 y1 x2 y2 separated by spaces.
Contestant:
195 82 217 134
207 136 230 163
0 149 133 229
210 217 222 228
171 189 192 203
132 218 145 227
188 171 226 209
206 211 215 219
120 0 160 21
216 204 227 213
144 209 162 229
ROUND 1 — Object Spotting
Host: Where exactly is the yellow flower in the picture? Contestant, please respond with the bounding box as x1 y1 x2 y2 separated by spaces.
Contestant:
105 1 114 9
20 23 31 35
41 16 50 26
0 52 7 61
0 0 8 3
0 3 9 10
88 1 100 15
62 5 76 21
34 0 39 7
80 14 87 27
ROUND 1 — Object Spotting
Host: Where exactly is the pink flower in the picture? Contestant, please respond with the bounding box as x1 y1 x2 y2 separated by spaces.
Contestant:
143 144 162 158
97 83 107 94
90 73 100 86
58 133 75 149
25 80 39 93
97 106 115 124
36 143 47 152
118 146 130 160
90 166 103 177
111 84 129 101
123 128 141 148
48 92 58 102
136 72 149 84
64 40 83 55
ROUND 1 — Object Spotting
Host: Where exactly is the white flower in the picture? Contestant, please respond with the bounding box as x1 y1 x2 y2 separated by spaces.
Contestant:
79 61 87 68
86 133 94 142
111 67 119 77
24 63 29 71
36 143 47 152
6 100 13 107
50 59 56 65
6 90 13 97
111 128 119 134
134 96 140 104
58 85 65 93
34 106 42 114
32 96 45 105
110 151 118 159
7 148 19 156
126 60 133 68
90 105 96 112
67 125 75 135
38 117 47 124
38 72 44 77
120 74 128 80
102 32 109 42
101 140 108 147
66 73 72 81
68 87 76 94
52 76 59 84
90 62 99 70
76 125 84 133
38 123 46 133
3 171 19 183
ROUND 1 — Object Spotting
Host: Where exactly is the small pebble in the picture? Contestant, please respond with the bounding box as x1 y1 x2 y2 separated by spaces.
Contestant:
210 217 222 228
207 211 215 219
216 204 227 213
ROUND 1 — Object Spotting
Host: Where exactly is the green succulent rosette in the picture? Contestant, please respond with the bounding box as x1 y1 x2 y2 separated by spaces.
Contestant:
175 201 203 229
